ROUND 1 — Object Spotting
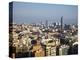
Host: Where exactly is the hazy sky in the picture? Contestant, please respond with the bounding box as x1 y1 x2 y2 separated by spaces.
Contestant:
12 2 78 25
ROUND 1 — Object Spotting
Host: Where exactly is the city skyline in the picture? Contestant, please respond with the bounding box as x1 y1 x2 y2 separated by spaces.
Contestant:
12 2 78 25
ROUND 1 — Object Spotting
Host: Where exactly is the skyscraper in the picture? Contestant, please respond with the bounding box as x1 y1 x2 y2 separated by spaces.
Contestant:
61 16 63 32
45 20 48 28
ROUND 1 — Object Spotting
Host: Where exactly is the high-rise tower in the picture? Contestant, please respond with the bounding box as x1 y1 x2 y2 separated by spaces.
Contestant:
45 20 48 28
61 16 63 31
